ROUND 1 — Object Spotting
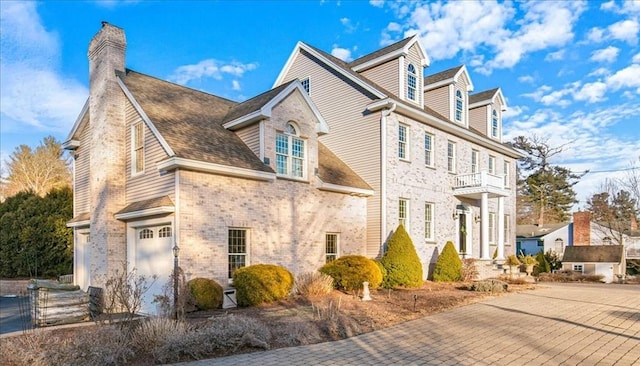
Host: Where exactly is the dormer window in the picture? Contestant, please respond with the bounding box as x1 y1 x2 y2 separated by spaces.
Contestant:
301 77 310 94
492 109 499 138
276 122 306 179
407 64 417 101
455 90 463 123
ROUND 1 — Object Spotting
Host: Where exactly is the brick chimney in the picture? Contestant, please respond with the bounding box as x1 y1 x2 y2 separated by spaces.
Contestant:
88 22 127 282
572 211 591 246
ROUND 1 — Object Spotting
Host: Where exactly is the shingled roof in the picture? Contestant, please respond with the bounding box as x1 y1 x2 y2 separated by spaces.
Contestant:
119 70 273 173
469 88 500 105
318 142 372 191
562 245 624 263
424 65 464 85
516 223 570 238
223 81 295 124
348 36 414 68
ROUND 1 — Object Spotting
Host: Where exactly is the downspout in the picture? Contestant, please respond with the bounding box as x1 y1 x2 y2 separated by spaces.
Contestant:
380 101 397 254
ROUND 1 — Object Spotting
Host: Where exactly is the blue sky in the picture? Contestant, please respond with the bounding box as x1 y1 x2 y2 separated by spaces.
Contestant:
1 0 639 207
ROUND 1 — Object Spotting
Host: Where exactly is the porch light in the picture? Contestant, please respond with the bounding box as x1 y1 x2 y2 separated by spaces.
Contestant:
474 215 481 223
452 211 459 220
173 245 180 258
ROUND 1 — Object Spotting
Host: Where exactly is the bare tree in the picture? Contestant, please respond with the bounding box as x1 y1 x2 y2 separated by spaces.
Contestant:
2 136 71 198
585 179 639 245
619 156 640 212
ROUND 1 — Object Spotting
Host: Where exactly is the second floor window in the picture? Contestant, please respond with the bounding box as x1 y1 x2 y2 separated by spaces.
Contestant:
276 122 305 179
492 109 499 138
424 133 434 167
447 141 456 173
489 155 496 175
132 123 145 174
471 150 479 174
455 90 463 122
407 64 417 101
399 124 408 160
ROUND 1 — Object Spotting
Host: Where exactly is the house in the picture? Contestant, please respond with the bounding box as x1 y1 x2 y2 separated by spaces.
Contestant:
274 34 521 277
516 222 572 256
561 245 626 283
64 23 371 314
65 23 521 314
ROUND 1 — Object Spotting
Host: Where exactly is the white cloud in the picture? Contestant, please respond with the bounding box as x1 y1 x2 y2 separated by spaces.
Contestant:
369 0 384 8
587 67 610 77
331 46 353 62
518 75 535 83
590 46 620 63
0 2 87 133
169 59 257 85
607 63 640 90
545 50 565 61
340 17 357 33
600 0 616 11
587 27 605 43
633 53 640 63
574 82 608 103
231 80 241 91
502 105 526 119
608 19 639 45
387 22 401 32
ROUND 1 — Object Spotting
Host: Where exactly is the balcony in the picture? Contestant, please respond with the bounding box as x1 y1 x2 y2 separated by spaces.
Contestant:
452 171 508 199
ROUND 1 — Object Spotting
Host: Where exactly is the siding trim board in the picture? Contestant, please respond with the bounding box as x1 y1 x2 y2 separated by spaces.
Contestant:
63 98 90 144
116 76 175 157
157 156 276 182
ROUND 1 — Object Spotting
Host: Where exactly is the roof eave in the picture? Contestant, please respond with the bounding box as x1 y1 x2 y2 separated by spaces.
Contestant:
157 157 276 182
63 98 89 149
317 180 374 197
114 206 175 221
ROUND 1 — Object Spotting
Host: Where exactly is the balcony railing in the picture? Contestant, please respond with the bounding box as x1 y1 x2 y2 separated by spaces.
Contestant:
453 171 505 190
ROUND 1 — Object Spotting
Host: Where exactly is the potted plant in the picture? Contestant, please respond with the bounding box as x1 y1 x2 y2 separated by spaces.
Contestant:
518 254 538 276
504 254 520 276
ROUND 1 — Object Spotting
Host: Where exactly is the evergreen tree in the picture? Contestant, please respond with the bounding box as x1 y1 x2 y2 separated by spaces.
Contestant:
433 241 462 282
535 251 550 274
380 225 423 288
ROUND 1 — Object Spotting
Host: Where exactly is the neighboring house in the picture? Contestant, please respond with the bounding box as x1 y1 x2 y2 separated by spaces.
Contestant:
274 34 521 277
516 222 572 256
562 245 626 283
65 23 521 313
64 23 371 314
572 211 640 260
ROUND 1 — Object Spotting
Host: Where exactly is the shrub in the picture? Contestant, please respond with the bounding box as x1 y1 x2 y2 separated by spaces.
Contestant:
187 278 223 310
379 225 423 288
319 255 382 291
433 241 462 282
535 251 550 275
132 317 189 353
469 279 508 292
295 272 334 297
232 264 294 306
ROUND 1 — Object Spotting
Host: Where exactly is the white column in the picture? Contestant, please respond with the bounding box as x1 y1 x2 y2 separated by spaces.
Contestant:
481 192 490 259
497 197 505 260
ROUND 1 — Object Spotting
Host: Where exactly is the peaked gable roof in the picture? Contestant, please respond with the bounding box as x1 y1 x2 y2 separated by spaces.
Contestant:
349 35 430 71
119 70 273 173
516 223 570 239
469 88 507 110
562 245 624 263
424 65 474 91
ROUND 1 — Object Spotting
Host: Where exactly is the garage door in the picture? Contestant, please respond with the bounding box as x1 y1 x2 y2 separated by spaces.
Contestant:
595 263 614 283
135 225 173 315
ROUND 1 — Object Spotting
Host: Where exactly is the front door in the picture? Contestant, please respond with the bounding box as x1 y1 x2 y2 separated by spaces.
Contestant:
459 213 467 256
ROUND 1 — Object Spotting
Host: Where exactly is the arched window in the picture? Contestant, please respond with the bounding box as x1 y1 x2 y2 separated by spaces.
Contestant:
139 228 153 240
159 226 172 238
407 64 417 101
492 109 499 137
276 122 306 178
555 238 564 250
603 237 612 245
455 90 463 122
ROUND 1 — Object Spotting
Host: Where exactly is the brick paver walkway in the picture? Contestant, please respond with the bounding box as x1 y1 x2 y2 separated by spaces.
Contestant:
171 283 640 365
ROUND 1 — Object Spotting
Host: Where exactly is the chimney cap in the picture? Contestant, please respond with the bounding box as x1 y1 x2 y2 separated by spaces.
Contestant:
101 21 109 27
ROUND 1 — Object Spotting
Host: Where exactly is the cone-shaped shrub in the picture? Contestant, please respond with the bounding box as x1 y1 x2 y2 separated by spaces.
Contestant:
433 241 462 282
535 251 551 274
232 264 294 307
319 255 382 291
380 224 423 288
187 277 223 310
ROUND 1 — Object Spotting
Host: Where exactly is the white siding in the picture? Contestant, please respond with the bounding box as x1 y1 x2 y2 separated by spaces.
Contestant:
75 121 91 214
424 86 449 119
235 124 261 159
360 58 399 97
469 105 488 134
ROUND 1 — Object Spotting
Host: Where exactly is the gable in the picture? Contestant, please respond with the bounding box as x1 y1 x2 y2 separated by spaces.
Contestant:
562 245 624 263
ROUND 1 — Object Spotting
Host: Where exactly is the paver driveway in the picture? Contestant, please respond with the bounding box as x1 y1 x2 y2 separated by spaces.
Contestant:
172 283 640 366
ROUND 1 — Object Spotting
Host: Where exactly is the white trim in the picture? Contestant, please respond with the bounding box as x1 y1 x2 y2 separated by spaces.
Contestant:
115 206 175 221
448 84 455 121
469 89 508 110
317 180 374 197
126 217 175 286
424 65 474 92
67 220 90 228
117 76 175 157
259 120 265 160
273 42 386 99
224 81 330 135
64 98 89 147
62 140 80 149
351 35 430 72
157 156 276 182
398 56 405 100
366 98 523 159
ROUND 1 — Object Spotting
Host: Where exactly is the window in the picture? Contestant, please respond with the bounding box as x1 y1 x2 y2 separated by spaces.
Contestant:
276 122 306 179
488 212 496 243
504 161 510 188
301 77 310 94
398 124 409 160
504 214 510 244
603 237 612 245
492 109 499 138
158 226 172 238
573 264 584 273
139 228 153 239
424 133 434 167
425 202 434 241
555 238 564 251
132 123 144 174
471 150 479 174
455 90 463 122
488 155 496 175
447 141 456 173
407 64 417 101
399 199 409 230
325 233 339 263
228 229 248 278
